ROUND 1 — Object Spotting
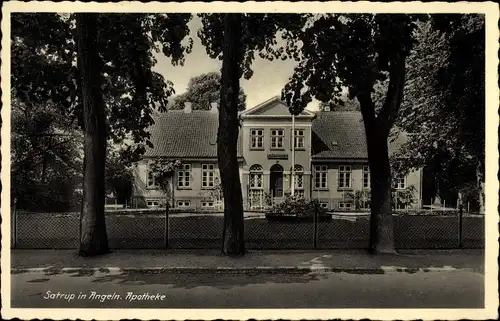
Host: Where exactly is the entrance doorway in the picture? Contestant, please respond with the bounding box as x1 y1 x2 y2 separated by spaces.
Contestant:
270 164 284 198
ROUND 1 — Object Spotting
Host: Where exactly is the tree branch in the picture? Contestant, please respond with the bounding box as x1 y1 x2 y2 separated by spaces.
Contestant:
357 90 377 135
378 53 406 135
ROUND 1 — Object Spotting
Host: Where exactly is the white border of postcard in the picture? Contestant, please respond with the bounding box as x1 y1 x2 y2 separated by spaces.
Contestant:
1 1 499 320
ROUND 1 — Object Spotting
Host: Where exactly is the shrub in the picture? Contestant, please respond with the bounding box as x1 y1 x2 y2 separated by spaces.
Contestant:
265 194 327 217
392 185 417 209
354 189 371 210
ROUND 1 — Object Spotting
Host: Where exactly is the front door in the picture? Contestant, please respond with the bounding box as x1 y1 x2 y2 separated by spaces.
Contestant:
270 164 284 198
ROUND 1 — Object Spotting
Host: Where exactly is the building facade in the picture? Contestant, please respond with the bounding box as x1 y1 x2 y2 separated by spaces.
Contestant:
132 96 423 211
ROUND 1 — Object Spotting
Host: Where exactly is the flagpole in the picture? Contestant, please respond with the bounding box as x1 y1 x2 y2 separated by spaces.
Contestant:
291 113 295 196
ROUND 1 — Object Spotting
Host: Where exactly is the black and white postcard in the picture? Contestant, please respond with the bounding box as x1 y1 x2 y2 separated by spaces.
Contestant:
1 1 498 320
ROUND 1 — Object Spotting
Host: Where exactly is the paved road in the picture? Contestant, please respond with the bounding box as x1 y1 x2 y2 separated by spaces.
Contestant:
11 269 484 308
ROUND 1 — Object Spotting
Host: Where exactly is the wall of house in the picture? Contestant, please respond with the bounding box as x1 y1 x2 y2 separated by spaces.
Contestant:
310 161 422 210
241 117 313 205
132 160 167 208
133 159 246 211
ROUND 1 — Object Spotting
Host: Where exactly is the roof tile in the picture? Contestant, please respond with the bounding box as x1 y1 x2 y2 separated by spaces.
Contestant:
144 111 243 158
311 112 407 159
145 110 406 160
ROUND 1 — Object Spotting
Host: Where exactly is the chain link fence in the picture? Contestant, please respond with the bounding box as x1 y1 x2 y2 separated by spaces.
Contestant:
11 206 484 250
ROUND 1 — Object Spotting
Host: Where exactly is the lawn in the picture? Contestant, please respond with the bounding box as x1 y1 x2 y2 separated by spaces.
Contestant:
12 212 484 250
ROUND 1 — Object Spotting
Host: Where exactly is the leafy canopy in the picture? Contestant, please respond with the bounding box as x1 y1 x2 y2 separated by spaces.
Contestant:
11 13 193 156
392 15 485 205
148 159 183 193
277 14 421 119
11 95 83 211
197 13 306 80
171 71 247 111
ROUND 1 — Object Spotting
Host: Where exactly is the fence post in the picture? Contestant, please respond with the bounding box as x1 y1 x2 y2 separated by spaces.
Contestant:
458 203 463 249
165 201 170 249
313 199 318 249
12 198 17 248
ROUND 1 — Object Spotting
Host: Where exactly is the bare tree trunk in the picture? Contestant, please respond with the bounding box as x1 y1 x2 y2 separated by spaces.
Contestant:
367 134 396 253
218 13 245 255
357 50 406 254
76 13 109 256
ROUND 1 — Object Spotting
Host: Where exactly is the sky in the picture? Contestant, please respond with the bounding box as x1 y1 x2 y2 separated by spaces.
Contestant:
151 17 320 111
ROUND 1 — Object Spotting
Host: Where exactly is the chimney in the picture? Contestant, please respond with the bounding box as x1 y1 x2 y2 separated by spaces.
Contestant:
210 102 218 113
184 102 192 113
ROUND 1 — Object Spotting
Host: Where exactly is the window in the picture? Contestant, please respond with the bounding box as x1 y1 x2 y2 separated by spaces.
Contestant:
250 129 264 149
319 202 329 209
146 200 160 207
339 202 352 210
202 164 215 188
177 164 191 188
147 168 159 189
270 129 284 149
314 165 328 189
294 129 305 149
393 176 406 189
338 165 352 189
362 165 370 189
202 201 214 208
177 200 191 208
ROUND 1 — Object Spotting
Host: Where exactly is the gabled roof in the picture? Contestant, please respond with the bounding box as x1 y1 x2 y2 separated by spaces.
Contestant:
144 107 407 160
311 112 407 159
240 96 316 118
144 111 243 159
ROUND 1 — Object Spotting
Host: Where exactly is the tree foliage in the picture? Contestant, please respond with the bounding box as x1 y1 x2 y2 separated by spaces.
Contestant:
276 14 422 253
393 15 485 211
198 13 306 80
148 159 182 194
11 95 83 211
11 13 193 154
171 71 247 111
12 13 193 255
319 97 360 112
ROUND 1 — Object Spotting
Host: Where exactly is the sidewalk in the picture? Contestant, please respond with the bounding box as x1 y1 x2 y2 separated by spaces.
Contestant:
11 249 484 274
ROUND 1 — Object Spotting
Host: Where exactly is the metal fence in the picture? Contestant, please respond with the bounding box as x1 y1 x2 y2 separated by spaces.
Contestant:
11 204 484 250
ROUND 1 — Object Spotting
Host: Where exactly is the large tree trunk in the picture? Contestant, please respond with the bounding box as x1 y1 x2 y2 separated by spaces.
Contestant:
76 13 109 256
218 13 245 255
357 50 406 254
367 131 396 254
358 95 397 254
